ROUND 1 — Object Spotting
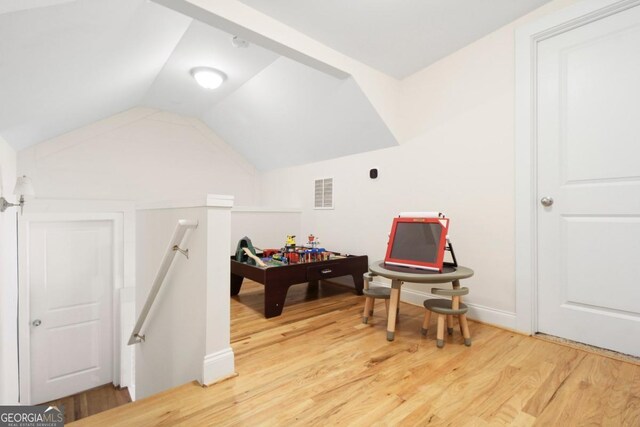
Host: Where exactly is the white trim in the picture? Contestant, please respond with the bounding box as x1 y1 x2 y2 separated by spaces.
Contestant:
368 280 517 329
514 0 639 334
201 348 235 386
18 212 125 404
399 287 517 330
232 206 302 213
22 199 136 391
137 194 234 210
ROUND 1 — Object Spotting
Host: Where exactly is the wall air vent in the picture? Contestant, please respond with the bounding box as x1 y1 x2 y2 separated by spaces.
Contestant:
314 178 333 209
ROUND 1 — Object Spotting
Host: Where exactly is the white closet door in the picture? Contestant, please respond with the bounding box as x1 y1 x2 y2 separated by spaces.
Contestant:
28 220 114 403
536 3 640 356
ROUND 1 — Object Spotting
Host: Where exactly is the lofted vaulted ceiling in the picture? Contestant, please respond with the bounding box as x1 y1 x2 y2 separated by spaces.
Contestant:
0 0 191 150
235 0 552 79
0 0 397 169
0 0 551 170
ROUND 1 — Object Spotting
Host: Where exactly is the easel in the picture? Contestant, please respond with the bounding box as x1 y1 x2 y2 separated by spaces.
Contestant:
443 238 458 268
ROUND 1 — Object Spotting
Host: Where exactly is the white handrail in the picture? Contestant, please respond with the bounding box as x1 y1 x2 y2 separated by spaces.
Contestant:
128 219 198 345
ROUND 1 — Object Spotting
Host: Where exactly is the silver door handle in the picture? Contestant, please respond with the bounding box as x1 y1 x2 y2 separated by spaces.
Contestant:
32 319 41 327
540 197 554 207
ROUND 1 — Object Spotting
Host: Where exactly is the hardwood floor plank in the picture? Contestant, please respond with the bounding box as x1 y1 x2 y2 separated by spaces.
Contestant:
41 384 131 423
532 354 618 426
522 344 586 417
70 280 640 426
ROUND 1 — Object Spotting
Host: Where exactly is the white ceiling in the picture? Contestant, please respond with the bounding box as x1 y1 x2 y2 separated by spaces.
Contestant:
1 0 551 169
142 23 396 170
235 0 552 79
0 0 191 150
203 56 396 170
142 20 279 117
0 0 397 169
0 0 77 15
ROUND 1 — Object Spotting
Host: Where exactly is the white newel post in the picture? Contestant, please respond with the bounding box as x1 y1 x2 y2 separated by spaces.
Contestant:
203 195 235 385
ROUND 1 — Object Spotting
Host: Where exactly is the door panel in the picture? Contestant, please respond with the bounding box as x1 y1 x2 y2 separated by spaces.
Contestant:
47 321 100 380
29 220 114 403
537 4 640 356
563 20 640 183
563 216 640 313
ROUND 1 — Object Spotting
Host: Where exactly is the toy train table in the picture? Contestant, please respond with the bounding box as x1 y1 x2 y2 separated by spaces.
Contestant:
230 253 368 318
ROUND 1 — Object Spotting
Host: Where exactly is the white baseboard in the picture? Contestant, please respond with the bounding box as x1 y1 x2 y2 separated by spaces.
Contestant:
201 347 235 386
371 280 518 330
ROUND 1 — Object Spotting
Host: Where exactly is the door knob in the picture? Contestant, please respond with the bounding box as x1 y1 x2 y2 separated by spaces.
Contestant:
540 197 554 207
32 319 41 327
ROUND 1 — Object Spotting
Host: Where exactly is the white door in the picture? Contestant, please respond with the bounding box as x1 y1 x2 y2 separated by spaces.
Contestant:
28 220 114 404
537 3 640 356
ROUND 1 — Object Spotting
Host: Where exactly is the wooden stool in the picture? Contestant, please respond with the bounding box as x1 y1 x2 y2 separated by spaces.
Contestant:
362 272 392 324
421 287 471 348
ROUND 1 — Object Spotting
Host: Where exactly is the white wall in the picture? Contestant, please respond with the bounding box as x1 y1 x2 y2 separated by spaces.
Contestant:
230 208 302 254
260 0 579 330
136 207 206 399
135 199 234 400
0 135 18 404
17 107 260 205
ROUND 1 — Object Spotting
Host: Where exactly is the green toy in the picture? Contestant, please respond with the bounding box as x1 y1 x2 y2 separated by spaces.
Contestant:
235 236 259 266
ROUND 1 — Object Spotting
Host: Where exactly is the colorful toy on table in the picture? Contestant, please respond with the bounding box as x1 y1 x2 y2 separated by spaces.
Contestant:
303 247 329 262
262 249 280 258
283 235 298 263
235 236 267 267
250 234 333 266
271 253 288 265
305 234 320 249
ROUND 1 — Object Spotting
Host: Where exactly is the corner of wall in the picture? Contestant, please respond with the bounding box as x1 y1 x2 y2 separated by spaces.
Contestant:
0 135 18 404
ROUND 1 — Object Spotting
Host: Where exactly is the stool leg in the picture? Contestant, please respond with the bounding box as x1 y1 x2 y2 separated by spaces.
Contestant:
459 314 471 346
362 297 373 324
450 294 460 336
447 314 454 335
436 314 445 348
421 309 432 336
364 276 374 317
384 299 390 319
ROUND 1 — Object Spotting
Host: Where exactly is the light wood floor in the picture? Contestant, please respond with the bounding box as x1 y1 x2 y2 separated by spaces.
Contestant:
42 383 131 423
72 280 640 426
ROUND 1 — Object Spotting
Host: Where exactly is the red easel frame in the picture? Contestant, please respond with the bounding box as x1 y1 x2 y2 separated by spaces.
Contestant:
384 217 450 272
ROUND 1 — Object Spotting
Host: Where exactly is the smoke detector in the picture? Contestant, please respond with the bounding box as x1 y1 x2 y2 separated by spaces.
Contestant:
231 36 249 48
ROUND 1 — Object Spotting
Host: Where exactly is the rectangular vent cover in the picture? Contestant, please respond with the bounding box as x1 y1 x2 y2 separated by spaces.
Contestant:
314 178 333 209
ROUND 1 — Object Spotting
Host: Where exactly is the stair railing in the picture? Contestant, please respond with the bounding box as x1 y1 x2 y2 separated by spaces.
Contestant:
128 219 198 345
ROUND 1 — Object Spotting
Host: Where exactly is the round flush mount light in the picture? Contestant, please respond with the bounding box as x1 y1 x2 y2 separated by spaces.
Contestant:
190 67 226 90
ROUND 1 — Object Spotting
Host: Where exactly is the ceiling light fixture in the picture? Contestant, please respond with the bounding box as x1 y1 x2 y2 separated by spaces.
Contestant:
190 67 226 90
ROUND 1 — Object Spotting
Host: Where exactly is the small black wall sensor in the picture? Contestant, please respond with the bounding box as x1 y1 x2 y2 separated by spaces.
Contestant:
369 168 378 179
